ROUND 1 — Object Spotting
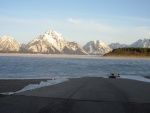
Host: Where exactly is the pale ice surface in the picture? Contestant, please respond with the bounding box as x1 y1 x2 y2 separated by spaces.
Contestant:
1 78 69 95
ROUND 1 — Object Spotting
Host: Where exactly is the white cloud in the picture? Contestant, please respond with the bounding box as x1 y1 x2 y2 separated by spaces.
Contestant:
67 18 120 36
68 18 82 24
67 18 150 44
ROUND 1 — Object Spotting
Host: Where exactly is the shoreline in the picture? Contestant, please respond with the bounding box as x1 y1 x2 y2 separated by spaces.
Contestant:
0 53 102 59
0 79 50 93
0 76 150 94
0 75 150 81
1 53 150 59
0 78 68 95
104 55 150 58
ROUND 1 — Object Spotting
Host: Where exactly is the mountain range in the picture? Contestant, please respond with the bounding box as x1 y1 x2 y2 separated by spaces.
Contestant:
24 31 88 55
109 38 150 49
0 30 150 55
131 38 150 48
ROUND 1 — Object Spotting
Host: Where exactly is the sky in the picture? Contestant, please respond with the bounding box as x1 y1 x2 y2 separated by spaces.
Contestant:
0 0 150 46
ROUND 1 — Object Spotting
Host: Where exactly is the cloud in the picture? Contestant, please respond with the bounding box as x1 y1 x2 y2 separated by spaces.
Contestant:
67 18 150 44
68 18 150 37
68 18 82 24
67 18 118 34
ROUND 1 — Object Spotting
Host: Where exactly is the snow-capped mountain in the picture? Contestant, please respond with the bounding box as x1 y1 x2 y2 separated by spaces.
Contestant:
0 36 20 52
26 31 67 53
109 43 129 49
131 38 150 48
26 31 88 54
26 31 67 52
83 40 112 55
63 42 88 55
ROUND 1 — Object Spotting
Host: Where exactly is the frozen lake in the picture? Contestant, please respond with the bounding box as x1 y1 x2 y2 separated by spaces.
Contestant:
0 54 150 82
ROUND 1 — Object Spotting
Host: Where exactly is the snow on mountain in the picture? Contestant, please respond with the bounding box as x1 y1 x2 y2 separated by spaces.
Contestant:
109 39 150 49
63 42 88 55
131 38 150 48
0 36 20 52
26 40 60 54
83 40 112 55
109 43 129 49
26 31 88 54
26 31 67 53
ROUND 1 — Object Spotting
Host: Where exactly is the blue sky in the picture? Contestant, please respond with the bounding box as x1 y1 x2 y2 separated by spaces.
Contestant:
0 0 150 45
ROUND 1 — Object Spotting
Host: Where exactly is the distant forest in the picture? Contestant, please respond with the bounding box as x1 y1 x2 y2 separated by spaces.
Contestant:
104 48 150 57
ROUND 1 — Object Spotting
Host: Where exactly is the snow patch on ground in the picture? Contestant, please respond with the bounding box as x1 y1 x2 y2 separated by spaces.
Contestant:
1 78 69 95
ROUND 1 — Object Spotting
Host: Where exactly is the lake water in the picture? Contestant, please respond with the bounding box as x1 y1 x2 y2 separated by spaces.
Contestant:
0 54 150 81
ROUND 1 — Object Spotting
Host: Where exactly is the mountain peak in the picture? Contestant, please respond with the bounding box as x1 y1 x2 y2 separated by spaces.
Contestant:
26 30 67 53
131 38 150 48
0 36 20 52
83 40 112 55
109 38 150 49
1 36 14 40
26 30 87 54
45 30 62 37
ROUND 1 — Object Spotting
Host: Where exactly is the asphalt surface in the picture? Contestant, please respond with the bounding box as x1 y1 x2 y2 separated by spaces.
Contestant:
0 79 49 92
0 77 150 113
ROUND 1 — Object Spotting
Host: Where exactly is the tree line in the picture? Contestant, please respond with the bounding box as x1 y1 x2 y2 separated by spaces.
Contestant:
105 47 150 56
